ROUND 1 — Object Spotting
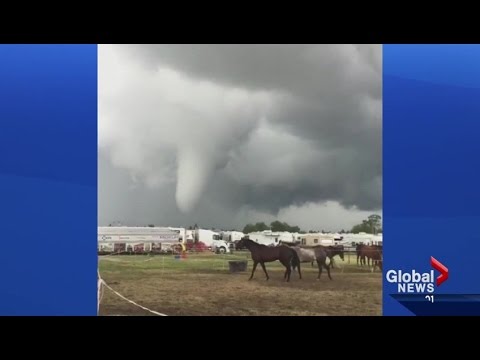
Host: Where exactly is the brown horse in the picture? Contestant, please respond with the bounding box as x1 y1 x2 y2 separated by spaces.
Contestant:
309 245 345 268
369 245 383 272
356 244 366 266
358 244 382 271
236 238 301 282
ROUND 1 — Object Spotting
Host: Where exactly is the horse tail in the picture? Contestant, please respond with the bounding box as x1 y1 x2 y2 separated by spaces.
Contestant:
290 248 300 268
289 247 302 279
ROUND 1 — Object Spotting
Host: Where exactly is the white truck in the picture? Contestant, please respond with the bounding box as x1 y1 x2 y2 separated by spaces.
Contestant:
195 229 230 254
211 239 231 254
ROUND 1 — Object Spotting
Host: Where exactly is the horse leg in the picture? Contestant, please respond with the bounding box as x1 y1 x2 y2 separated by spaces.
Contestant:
325 263 332 280
311 261 315 267
286 264 291 282
297 261 302 280
249 261 258 280
316 260 322 280
280 259 291 282
260 262 269 281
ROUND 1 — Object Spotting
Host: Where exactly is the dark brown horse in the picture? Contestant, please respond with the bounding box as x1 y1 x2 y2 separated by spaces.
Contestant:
236 238 301 282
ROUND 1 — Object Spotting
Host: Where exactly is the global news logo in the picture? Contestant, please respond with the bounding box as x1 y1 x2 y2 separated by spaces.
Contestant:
386 257 448 294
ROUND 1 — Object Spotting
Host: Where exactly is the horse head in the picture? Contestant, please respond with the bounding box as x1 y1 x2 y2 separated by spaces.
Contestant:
328 245 344 261
236 237 246 248
336 245 345 261
237 236 252 249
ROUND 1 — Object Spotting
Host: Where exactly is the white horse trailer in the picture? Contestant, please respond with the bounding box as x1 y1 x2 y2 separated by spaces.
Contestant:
98 226 182 253
247 231 296 246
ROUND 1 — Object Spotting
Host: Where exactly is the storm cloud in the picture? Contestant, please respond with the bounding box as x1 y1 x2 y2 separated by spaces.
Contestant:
98 44 382 230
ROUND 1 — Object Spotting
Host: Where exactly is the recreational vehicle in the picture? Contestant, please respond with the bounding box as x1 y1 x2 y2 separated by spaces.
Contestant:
297 233 342 246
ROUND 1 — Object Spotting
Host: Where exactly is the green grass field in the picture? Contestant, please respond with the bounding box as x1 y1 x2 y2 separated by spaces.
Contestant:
98 251 382 316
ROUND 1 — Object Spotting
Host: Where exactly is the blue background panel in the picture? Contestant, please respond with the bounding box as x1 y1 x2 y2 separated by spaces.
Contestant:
383 45 480 315
0 45 97 315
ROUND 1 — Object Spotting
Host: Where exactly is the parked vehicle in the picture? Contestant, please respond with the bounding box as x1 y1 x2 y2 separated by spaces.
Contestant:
211 239 231 254
185 241 209 252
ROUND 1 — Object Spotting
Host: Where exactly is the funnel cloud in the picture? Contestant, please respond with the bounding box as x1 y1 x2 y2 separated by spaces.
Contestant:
98 44 382 230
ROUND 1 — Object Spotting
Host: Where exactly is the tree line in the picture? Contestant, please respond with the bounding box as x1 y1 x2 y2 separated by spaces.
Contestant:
350 214 382 234
152 214 382 235
241 214 382 235
242 221 301 234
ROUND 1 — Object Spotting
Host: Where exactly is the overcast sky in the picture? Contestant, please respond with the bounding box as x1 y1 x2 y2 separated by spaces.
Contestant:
98 44 382 231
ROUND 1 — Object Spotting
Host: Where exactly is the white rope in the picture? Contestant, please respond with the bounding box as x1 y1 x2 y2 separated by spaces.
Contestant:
99 279 105 304
97 271 167 316
99 254 156 262
97 269 103 315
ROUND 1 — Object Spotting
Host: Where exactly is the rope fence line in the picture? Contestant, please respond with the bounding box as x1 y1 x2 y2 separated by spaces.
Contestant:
97 270 168 317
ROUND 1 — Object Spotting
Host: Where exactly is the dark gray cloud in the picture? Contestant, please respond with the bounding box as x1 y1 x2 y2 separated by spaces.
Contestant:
98 44 382 230
123 44 381 98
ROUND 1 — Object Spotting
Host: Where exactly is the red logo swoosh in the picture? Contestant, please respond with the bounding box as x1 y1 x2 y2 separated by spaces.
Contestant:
431 256 448 286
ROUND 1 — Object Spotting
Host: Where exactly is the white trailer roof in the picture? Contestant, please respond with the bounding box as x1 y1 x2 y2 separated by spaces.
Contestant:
98 226 180 243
